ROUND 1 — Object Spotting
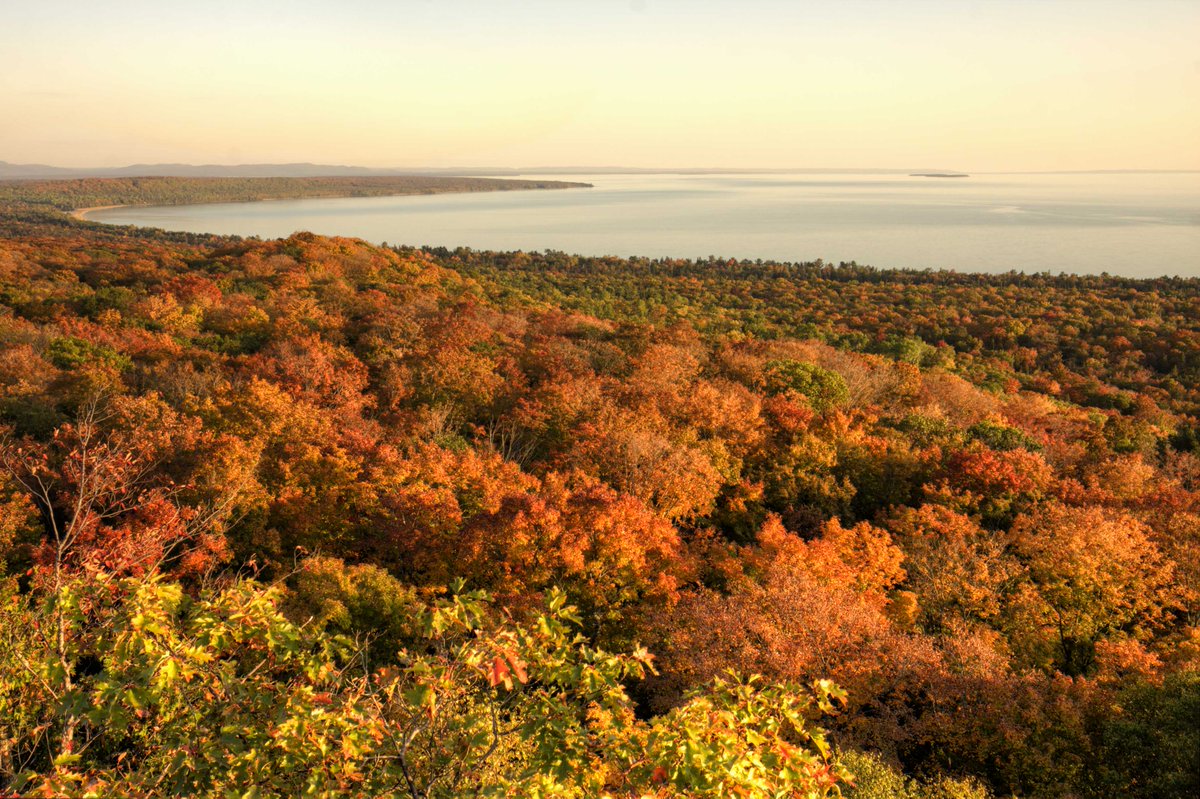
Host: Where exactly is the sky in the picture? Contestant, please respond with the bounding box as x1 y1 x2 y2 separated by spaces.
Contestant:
2 0 1198 172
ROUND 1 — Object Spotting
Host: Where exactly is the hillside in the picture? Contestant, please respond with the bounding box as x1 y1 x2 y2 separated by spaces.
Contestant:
0 186 1196 797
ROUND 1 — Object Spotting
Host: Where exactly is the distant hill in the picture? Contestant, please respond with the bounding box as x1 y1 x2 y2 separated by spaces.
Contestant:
0 161 977 180
0 161 432 180
6 161 1193 180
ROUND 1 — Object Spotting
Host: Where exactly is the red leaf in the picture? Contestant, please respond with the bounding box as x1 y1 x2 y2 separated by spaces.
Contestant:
487 656 513 690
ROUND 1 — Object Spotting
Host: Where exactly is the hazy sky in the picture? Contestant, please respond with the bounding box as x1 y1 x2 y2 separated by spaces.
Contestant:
3 0 1198 171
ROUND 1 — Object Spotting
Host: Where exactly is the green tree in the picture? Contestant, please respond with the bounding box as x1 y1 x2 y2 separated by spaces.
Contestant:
0 569 851 798
762 360 850 413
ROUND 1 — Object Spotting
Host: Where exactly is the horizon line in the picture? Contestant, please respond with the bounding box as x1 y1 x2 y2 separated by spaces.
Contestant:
4 159 1199 178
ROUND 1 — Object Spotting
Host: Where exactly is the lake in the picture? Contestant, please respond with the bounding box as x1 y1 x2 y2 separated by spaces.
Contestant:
88 172 1200 278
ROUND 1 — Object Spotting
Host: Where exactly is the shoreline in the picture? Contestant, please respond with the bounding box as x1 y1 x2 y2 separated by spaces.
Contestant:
65 178 591 221
71 204 129 220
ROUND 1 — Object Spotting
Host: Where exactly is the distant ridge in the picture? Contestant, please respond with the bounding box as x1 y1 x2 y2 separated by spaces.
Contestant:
6 161 1188 181
0 161 425 180
0 161 977 180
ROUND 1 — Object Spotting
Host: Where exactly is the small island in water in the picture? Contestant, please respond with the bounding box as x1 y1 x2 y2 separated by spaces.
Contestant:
910 172 970 178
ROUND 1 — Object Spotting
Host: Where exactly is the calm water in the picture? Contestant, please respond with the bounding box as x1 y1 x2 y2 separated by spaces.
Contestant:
90 173 1200 278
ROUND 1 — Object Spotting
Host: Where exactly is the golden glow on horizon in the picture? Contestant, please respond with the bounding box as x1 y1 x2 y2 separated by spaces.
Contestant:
3 0 1198 172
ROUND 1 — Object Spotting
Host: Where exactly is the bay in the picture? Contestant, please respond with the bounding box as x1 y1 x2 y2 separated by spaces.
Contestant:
88 172 1200 278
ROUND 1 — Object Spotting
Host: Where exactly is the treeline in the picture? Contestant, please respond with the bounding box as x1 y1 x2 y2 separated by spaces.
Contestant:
0 192 1197 797
433 247 1200 416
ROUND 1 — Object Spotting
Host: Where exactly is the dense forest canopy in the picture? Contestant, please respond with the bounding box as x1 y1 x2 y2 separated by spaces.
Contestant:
0 183 1196 797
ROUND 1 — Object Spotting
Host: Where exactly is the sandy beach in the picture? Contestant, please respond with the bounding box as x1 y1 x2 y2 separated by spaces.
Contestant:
70 204 128 220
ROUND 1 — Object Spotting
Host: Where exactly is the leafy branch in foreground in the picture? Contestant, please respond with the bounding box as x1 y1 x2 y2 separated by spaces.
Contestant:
0 570 849 798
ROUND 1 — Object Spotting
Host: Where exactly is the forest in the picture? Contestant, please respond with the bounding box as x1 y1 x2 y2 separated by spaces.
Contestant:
0 186 1196 797
0 175 589 214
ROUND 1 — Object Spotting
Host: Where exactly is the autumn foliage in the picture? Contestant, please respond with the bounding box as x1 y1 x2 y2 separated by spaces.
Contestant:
0 190 1197 797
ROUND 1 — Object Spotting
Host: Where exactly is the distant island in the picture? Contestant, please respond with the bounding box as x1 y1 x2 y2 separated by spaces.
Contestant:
910 172 970 178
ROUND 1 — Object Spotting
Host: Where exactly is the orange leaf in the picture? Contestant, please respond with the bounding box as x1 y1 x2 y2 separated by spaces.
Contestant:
487 656 512 690
506 653 529 685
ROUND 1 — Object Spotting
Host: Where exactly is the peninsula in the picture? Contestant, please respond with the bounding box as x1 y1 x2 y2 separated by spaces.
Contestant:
0 175 592 221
